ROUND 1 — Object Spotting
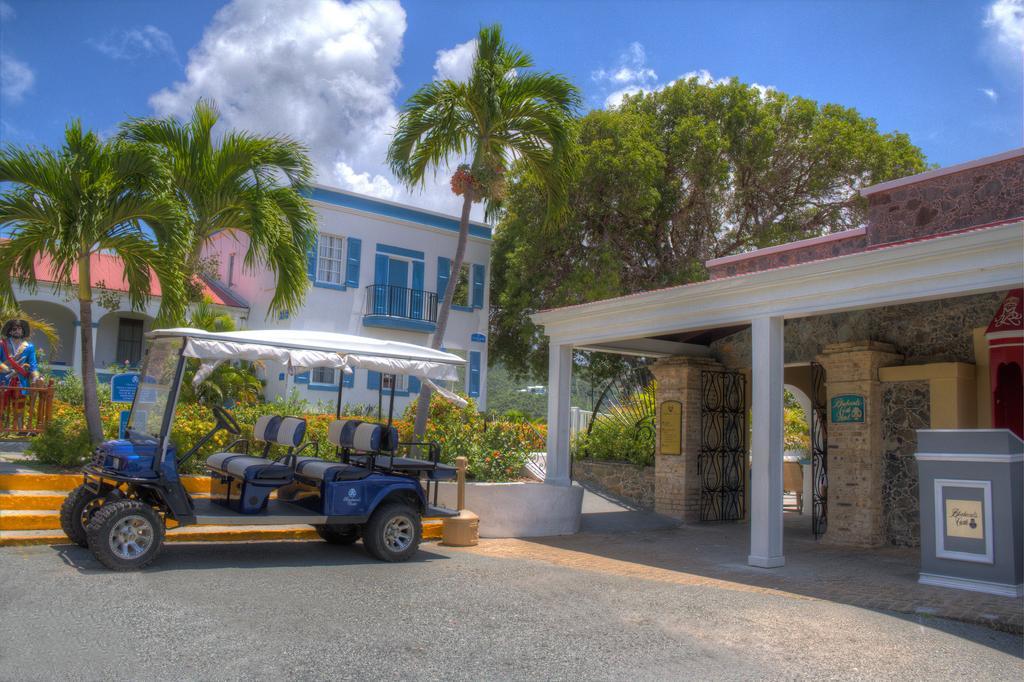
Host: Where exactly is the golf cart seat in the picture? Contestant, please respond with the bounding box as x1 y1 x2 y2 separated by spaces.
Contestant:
328 419 400 453
292 456 369 482
206 415 306 513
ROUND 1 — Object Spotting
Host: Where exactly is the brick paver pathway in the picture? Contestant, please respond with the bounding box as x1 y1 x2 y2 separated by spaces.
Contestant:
462 515 1023 634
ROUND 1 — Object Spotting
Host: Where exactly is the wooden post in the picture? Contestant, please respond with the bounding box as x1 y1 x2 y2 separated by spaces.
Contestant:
456 455 468 511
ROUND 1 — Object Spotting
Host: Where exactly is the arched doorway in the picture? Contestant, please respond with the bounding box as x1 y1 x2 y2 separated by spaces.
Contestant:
993 361 1023 439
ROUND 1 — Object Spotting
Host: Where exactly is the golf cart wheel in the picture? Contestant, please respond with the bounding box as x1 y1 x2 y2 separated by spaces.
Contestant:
85 500 165 571
363 503 421 562
59 484 105 548
314 524 360 545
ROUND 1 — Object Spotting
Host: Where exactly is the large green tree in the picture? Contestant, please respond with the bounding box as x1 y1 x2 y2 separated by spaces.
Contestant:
119 99 318 317
0 122 186 441
387 24 579 435
491 77 927 378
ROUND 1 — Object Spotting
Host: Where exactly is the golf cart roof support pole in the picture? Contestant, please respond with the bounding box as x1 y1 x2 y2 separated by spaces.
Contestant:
335 370 345 419
386 374 397 429
158 338 189 466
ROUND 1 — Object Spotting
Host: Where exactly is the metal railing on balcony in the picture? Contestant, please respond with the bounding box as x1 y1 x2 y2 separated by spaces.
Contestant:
365 284 438 323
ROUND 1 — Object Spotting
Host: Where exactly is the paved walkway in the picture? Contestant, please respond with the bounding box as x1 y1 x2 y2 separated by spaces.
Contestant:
469 509 1023 634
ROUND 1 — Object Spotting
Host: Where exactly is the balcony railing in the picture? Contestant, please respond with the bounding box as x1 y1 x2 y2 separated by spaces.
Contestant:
364 285 438 325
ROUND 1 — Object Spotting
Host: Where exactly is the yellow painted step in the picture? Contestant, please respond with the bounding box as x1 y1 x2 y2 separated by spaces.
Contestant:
0 490 66 510
1 510 61 531
0 472 211 493
0 519 443 546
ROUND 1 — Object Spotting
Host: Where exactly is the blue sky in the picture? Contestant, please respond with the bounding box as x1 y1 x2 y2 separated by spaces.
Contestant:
1 0 1021 216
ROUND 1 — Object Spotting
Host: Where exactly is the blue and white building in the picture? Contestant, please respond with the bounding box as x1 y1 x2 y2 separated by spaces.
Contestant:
204 184 492 411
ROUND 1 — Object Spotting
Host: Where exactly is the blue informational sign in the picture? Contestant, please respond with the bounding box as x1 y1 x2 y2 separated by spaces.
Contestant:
470 333 486 343
110 373 140 403
118 410 131 439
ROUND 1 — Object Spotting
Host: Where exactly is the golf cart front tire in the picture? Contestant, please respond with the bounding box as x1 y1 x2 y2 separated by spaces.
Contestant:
363 502 421 562
60 484 104 548
85 499 165 571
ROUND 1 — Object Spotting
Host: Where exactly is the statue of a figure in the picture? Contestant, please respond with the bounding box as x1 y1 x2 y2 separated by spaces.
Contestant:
0 320 40 424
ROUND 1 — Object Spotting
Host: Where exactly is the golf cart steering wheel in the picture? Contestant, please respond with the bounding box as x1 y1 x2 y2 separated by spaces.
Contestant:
212 405 240 435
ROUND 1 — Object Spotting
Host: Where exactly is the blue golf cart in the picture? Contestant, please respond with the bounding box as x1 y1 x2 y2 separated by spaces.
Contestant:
59 328 466 571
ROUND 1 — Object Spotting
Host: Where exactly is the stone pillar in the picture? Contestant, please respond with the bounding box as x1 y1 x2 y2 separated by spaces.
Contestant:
545 342 573 486
816 341 903 547
650 355 723 520
749 316 785 568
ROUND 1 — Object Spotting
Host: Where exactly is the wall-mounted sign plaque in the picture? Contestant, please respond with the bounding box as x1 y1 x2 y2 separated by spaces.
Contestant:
660 400 682 455
945 499 983 539
831 394 865 423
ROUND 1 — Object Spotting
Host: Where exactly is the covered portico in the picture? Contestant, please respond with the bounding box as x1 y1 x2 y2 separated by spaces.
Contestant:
533 150 1024 568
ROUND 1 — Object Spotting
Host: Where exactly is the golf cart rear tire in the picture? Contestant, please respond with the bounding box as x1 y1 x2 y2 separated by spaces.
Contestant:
85 499 165 571
314 524 360 545
60 484 103 548
363 503 421 562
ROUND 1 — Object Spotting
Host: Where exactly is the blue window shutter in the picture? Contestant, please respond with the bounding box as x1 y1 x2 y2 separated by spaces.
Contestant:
408 375 420 394
373 254 389 315
472 263 485 308
307 234 319 281
295 371 310 384
367 370 381 390
436 257 450 303
345 237 361 287
411 260 425 320
468 351 481 398
343 369 355 388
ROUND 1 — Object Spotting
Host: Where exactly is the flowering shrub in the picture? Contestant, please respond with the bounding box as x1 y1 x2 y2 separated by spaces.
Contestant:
28 394 546 482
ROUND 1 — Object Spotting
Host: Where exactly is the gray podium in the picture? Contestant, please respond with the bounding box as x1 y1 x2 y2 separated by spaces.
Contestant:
915 429 1023 598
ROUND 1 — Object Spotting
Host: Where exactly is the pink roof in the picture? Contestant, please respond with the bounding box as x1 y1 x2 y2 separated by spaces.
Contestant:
30 251 246 309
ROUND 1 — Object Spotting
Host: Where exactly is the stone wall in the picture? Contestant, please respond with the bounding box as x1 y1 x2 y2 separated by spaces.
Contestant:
881 381 931 547
866 155 1024 245
708 231 868 279
573 459 655 510
712 291 1006 369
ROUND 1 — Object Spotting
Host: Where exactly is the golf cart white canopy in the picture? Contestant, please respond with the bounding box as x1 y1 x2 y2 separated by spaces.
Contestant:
148 328 468 406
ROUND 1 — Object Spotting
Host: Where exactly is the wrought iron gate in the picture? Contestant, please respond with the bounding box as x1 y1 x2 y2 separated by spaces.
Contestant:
810 362 828 538
699 370 747 521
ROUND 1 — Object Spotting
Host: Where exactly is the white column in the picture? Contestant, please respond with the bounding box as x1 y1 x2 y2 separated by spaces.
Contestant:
749 316 785 568
545 342 572 486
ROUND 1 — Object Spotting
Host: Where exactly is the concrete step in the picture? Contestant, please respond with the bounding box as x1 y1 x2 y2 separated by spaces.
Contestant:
0 472 211 493
0 518 444 544
0 490 215 511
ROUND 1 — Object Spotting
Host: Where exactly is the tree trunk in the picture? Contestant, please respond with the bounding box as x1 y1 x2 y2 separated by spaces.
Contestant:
78 255 103 443
413 187 475 438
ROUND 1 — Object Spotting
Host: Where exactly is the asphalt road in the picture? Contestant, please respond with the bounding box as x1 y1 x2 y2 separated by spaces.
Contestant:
0 540 1021 681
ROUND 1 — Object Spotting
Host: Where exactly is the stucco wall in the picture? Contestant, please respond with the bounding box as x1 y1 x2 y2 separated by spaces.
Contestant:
573 459 655 509
711 291 1007 369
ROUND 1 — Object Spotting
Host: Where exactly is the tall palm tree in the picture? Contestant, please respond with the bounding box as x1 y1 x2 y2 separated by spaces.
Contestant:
119 100 318 318
0 122 186 441
388 24 579 435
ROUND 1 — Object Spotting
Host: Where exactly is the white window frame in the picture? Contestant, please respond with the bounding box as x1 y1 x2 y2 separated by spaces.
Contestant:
316 233 346 286
311 367 336 386
381 374 407 392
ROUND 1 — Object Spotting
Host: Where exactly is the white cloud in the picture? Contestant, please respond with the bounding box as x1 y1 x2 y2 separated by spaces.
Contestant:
595 45 774 109
90 25 179 63
0 2 15 21
984 0 1024 63
150 0 482 219
0 53 34 103
434 38 476 82
980 87 999 101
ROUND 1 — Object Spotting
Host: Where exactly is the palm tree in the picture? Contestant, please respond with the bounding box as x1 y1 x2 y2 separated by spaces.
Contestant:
0 122 186 441
119 100 318 317
180 296 263 405
387 24 579 435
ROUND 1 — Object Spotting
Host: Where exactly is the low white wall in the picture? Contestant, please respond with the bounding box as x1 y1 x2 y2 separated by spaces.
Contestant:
435 481 584 538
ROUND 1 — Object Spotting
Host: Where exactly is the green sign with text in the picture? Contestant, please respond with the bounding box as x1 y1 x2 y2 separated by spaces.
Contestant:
831 394 865 423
